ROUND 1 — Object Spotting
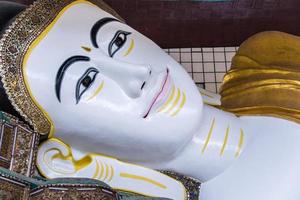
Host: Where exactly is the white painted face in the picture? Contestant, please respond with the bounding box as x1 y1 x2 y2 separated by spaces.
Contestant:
25 1 203 162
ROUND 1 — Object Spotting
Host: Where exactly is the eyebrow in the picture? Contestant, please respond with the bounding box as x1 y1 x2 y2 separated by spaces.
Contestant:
55 55 90 102
90 17 119 48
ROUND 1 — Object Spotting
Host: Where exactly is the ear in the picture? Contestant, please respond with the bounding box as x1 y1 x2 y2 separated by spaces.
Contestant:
36 138 94 178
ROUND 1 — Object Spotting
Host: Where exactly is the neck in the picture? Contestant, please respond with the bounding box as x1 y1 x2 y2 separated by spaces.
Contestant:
157 104 251 182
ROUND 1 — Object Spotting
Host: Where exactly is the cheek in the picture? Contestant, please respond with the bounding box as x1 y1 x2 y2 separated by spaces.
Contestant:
78 81 137 116
60 79 77 105
88 78 131 103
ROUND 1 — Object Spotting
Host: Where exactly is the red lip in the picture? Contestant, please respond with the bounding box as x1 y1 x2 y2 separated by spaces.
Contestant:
143 68 169 118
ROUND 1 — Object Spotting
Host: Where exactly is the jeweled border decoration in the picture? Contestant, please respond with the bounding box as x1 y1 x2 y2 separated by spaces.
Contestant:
160 171 201 200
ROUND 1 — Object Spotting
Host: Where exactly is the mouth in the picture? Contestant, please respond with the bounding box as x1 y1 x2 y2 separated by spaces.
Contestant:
143 68 170 118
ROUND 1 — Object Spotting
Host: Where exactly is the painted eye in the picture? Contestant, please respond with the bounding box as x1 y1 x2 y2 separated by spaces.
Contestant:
76 68 99 104
82 76 92 87
108 30 131 57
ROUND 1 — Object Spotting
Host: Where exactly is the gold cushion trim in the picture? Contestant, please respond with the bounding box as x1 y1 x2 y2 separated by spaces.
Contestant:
221 31 300 124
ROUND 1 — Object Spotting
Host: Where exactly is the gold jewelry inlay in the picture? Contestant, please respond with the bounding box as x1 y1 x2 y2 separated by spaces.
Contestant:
104 163 109 181
87 81 104 101
93 160 115 182
123 39 135 56
165 88 181 114
92 160 100 178
220 126 230 156
158 86 175 112
120 172 167 189
235 129 244 157
171 92 186 117
81 46 92 52
108 165 114 182
201 118 216 154
99 161 104 180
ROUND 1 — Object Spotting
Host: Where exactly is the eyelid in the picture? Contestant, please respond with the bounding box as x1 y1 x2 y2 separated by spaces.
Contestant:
75 68 99 104
108 30 131 57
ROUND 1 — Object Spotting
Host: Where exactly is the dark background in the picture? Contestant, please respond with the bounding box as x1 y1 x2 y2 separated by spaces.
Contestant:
6 0 300 48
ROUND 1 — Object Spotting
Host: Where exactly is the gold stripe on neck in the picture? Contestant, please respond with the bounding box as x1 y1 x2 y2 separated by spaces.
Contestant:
235 129 244 157
202 118 216 154
220 126 230 156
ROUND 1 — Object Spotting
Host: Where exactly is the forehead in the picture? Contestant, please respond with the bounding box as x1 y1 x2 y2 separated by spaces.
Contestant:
24 1 118 95
25 1 115 66
24 0 119 70
23 0 120 112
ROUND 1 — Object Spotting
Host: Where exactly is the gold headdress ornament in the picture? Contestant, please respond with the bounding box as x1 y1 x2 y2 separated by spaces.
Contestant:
221 31 300 124
0 0 123 135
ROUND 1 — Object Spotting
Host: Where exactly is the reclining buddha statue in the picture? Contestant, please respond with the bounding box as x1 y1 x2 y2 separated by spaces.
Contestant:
1 0 300 199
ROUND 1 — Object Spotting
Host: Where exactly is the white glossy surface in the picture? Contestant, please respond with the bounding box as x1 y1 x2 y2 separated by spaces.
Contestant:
151 105 249 182
37 138 186 199
26 1 202 162
200 117 300 200
28 1 300 199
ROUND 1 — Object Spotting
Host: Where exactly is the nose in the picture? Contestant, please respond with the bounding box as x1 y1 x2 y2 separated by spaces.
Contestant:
120 63 151 98
93 56 151 98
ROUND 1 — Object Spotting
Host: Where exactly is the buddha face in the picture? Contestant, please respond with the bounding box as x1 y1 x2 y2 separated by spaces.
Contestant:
24 0 203 162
